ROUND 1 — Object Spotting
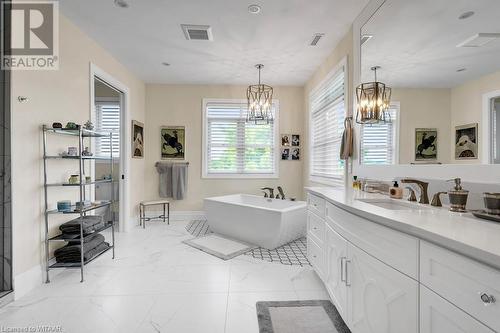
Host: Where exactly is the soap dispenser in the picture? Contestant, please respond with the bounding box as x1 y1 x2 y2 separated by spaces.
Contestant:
390 181 403 199
447 178 469 212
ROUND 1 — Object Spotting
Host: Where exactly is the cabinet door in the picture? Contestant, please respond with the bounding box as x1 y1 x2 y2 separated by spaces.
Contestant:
325 224 348 319
420 285 494 333
347 244 418 333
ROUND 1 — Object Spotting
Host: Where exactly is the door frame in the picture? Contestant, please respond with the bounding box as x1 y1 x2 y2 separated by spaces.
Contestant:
89 63 131 232
482 90 500 164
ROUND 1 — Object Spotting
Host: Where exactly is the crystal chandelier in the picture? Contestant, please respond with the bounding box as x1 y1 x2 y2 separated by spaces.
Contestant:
247 64 274 124
356 66 392 124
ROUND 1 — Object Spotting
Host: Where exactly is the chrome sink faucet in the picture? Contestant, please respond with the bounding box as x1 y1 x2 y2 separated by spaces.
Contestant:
400 179 429 204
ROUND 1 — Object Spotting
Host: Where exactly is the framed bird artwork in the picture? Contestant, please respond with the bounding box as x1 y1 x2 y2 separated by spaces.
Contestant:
161 126 185 159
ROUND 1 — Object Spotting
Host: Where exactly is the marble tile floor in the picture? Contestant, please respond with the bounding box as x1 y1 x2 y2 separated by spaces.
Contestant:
0 220 327 333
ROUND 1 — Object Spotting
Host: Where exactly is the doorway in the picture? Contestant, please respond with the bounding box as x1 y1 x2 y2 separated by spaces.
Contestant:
90 64 130 232
93 79 121 226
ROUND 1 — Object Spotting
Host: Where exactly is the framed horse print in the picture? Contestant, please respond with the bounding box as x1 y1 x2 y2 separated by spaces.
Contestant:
161 126 185 159
415 128 437 161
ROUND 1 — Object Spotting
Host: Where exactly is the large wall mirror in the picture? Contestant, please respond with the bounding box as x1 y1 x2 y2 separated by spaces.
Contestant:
358 0 500 166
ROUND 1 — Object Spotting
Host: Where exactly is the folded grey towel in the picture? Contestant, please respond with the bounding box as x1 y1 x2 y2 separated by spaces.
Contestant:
54 233 105 258
55 242 110 263
59 215 104 235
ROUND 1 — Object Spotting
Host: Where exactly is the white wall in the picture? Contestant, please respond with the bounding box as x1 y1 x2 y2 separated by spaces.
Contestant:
144 84 305 211
303 27 354 189
450 70 500 164
11 15 146 296
392 88 451 164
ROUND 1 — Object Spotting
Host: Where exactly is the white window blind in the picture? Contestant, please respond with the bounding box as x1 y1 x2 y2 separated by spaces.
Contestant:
203 100 278 177
95 101 120 157
309 64 346 182
360 105 399 165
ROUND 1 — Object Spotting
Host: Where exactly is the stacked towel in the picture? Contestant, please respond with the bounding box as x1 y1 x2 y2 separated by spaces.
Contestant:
59 215 104 235
54 233 110 263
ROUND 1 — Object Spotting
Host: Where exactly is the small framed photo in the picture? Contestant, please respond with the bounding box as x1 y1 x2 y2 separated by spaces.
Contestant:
455 123 478 160
281 147 300 160
291 134 300 147
131 120 144 159
415 128 437 161
281 148 290 160
281 134 291 146
161 126 185 159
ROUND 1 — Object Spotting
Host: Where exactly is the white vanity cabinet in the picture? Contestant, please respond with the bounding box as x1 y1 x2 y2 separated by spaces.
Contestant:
420 285 494 333
307 193 418 333
325 224 348 319
307 190 500 333
348 244 418 333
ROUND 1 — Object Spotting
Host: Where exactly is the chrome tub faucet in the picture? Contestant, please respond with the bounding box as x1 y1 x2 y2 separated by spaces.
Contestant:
261 187 275 198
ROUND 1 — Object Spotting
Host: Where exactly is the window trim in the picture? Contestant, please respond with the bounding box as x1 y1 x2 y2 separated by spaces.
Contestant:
202 98 280 179
308 57 348 186
359 101 401 165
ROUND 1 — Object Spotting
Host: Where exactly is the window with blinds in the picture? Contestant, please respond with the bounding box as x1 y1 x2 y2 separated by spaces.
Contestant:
203 100 278 178
309 62 347 183
359 105 399 165
95 101 120 157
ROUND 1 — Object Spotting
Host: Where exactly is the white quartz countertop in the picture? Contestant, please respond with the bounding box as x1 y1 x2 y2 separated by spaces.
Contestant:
306 186 500 270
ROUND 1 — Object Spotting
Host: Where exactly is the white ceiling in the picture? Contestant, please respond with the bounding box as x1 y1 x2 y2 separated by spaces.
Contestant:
361 0 500 88
60 0 369 86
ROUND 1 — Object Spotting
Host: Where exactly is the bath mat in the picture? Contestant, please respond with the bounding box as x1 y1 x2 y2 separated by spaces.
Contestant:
183 233 257 260
186 219 311 266
256 300 350 333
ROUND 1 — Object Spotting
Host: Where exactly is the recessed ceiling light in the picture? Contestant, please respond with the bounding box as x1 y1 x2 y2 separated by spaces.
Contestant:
114 0 129 8
248 4 261 14
458 11 474 20
161 62 170 67
456 68 466 72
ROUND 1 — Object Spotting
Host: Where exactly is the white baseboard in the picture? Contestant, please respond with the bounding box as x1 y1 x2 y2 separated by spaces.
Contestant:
130 210 206 227
170 210 206 221
13 259 60 300
13 265 42 300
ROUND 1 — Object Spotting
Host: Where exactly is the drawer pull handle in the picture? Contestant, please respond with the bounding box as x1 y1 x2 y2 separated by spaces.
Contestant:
480 293 496 305
313 227 318 230
312 255 317 258
340 257 346 282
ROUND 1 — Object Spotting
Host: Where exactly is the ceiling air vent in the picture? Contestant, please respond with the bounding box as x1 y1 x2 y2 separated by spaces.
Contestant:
457 33 500 48
310 33 325 46
181 24 213 41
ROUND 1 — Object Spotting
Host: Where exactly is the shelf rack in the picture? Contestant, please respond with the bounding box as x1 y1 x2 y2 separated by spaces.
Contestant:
42 125 116 282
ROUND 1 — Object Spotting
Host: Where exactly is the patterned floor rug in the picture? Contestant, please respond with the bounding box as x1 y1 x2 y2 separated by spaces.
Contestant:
186 220 311 267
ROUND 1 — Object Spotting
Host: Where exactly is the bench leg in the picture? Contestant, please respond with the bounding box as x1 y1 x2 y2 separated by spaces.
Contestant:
142 205 146 229
167 203 170 225
163 204 166 223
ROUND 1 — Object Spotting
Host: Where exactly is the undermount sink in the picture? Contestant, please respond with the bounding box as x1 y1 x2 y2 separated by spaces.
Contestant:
357 198 431 211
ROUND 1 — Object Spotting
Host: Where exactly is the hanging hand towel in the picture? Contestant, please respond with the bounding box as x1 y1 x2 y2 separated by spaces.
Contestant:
340 117 354 160
172 163 188 200
155 162 173 198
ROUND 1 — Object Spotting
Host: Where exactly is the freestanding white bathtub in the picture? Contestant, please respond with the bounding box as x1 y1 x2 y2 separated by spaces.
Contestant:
204 194 307 249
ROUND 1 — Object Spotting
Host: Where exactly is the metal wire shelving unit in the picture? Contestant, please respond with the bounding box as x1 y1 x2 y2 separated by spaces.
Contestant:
42 125 115 282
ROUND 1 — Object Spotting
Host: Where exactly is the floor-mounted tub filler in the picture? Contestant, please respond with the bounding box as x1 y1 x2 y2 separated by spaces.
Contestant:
204 194 307 249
